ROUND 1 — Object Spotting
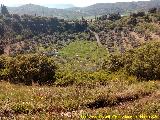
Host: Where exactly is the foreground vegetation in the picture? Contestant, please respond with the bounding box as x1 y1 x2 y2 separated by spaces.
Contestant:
0 40 160 119
1 41 160 85
0 80 159 119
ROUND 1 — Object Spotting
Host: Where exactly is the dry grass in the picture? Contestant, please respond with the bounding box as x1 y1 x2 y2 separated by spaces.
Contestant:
0 80 159 119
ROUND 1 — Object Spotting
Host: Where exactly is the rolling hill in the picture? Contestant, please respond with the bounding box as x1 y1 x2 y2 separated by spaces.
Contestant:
68 0 160 16
7 4 87 19
6 0 160 19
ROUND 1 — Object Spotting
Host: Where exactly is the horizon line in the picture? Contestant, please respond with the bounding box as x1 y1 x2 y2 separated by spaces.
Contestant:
2 0 151 8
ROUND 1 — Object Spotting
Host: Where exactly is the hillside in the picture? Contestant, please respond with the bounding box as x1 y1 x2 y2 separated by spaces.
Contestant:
1 6 160 55
5 0 160 19
68 0 160 16
7 4 87 19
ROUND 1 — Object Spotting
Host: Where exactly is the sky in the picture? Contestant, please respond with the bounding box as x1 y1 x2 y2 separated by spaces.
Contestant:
1 0 150 7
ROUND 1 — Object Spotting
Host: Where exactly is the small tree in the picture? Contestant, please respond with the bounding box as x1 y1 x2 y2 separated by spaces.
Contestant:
1 4 9 16
131 12 145 17
0 46 4 55
127 18 137 26
0 23 4 37
148 7 157 14
108 13 121 21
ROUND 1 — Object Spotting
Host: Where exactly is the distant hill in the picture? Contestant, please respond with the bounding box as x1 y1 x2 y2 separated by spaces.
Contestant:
7 4 87 19
67 0 160 16
6 0 160 19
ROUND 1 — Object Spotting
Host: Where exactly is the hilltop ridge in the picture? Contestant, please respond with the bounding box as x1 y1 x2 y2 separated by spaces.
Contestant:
4 0 160 19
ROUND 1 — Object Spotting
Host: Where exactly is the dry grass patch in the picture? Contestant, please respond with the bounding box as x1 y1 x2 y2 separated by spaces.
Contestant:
0 80 159 119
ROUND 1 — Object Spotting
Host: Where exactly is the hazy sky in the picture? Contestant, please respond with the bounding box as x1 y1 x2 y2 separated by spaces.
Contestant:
1 0 150 7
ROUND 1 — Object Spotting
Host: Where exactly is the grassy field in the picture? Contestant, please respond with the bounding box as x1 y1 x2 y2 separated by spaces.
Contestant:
0 80 159 119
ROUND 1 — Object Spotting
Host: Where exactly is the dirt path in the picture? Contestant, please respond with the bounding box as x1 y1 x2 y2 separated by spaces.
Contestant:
130 32 145 43
89 29 103 47
4 45 11 55
3 41 25 55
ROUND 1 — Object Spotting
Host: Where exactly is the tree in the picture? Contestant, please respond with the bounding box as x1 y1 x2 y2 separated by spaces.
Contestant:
0 46 4 55
1 4 9 16
0 23 4 37
12 21 23 34
148 7 157 14
131 12 145 17
127 18 137 26
12 14 21 21
108 13 121 21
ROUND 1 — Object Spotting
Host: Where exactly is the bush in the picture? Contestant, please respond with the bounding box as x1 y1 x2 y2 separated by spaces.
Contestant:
127 18 137 26
102 53 124 72
55 70 110 86
0 46 4 55
131 12 145 18
124 42 160 80
135 23 160 33
0 54 56 85
148 8 157 14
102 42 160 80
108 13 121 21
0 55 10 79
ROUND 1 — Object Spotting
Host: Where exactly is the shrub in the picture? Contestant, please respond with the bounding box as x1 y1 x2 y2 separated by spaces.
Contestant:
0 54 56 85
108 13 121 21
148 8 157 14
131 12 145 18
102 52 124 72
124 42 160 80
0 55 10 79
55 70 110 86
127 18 137 26
102 41 160 80
135 23 160 33
0 46 4 55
